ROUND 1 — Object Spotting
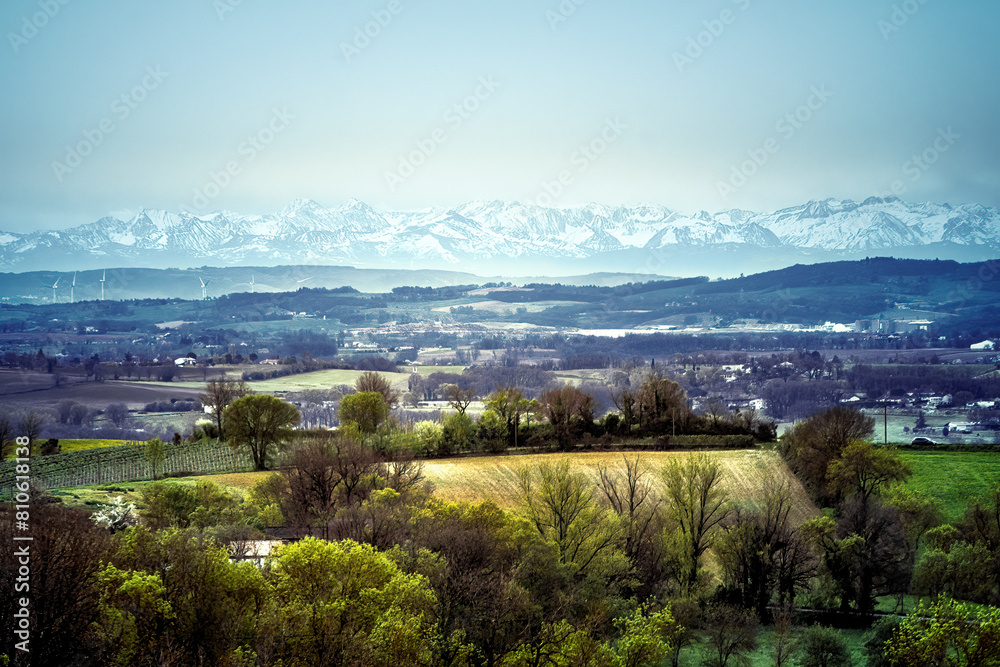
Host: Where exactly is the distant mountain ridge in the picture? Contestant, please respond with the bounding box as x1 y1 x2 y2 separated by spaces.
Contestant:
1 197 997 275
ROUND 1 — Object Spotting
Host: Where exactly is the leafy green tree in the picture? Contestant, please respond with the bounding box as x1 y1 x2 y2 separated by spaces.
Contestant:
268 537 437 666
609 606 678 667
884 597 1000 667
501 619 612 667
413 420 444 456
339 391 389 434
798 625 851 667
780 406 874 502
92 565 175 666
224 394 301 470
881 485 942 553
103 526 270 666
477 408 509 453
826 440 911 500
144 437 167 480
485 387 533 448
138 481 244 530
441 411 475 455
912 540 995 603
661 453 732 587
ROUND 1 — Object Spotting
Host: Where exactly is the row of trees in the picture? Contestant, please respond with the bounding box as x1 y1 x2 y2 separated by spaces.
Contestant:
202 371 775 477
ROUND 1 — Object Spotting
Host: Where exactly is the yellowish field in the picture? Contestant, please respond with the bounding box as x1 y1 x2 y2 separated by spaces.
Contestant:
57 439 137 453
246 369 410 392
422 450 820 523
244 365 465 393
196 449 820 525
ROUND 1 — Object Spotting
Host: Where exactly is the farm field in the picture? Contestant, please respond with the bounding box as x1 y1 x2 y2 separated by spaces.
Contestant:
55 438 136 453
245 365 465 393
246 368 411 393
0 373 204 411
899 451 1000 521
181 449 820 523
419 450 820 522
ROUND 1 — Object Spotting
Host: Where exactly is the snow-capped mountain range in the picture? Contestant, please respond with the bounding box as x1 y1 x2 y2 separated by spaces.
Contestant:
1 197 997 277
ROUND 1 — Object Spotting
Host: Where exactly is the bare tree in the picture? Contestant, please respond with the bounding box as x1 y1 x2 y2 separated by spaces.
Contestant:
355 371 400 409
597 455 662 559
609 384 637 433
283 435 342 539
104 403 130 429
702 604 759 667
17 409 45 449
0 502 114 666
443 383 475 414
772 604 799 667
384 453 424 494
199 378 251 441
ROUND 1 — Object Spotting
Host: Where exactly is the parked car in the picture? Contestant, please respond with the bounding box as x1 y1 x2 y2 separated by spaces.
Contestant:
910 437 936 445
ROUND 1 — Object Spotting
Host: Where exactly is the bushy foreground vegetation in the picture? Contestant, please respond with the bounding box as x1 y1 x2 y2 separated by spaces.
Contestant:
5 366 1000 665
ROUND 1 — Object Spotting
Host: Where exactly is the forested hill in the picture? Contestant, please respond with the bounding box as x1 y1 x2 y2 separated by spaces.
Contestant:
1 257 997 336
697 257 974 292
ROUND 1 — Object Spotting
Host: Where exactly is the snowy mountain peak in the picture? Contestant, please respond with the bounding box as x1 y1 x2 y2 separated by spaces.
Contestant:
281 198 327 216
1 198 998 273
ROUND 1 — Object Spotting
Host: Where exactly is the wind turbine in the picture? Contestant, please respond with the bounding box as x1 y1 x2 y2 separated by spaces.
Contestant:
50 276 60 303
70 272 76 303
100 269 106 300
250 274 255 294
200 277 210 300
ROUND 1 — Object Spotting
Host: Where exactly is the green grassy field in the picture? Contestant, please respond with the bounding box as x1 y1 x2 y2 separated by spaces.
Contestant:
678 626 870 666
900 451 1000 521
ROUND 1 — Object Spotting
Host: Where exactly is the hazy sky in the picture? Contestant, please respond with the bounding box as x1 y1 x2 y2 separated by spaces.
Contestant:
1 0 998 233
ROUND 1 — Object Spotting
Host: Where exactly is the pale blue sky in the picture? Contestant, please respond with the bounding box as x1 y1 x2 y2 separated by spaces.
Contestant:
1 0 997 232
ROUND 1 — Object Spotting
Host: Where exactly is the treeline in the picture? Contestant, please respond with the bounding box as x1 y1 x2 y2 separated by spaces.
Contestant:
846 364 1000 399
